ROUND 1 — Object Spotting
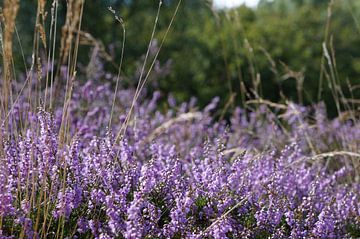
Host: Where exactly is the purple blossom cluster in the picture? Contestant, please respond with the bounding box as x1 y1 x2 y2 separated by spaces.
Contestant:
1 80 360 239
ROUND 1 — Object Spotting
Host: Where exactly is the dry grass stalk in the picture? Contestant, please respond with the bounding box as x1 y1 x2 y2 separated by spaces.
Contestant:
200 196 250 237
60 0 84 65
36 0 47 49
52 0 84 104
115 0 183 143
289 150 360 177
107 7 126 128
78 30 114 62
280 62 305 104
146 112 203 143
38 0 47 20
246 98 288 110
2 0 20 117
223 147 248 158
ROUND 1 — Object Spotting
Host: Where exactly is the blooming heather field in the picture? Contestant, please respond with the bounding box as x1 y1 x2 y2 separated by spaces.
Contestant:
1 0 360 239
0 78 359 238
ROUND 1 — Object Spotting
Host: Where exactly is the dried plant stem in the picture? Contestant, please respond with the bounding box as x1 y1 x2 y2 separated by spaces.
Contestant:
59 0 85 146
318 0 334 101
108 7 126 128
115 0 183 143
146 112 202 143
246 98 288 110
49 0 59 110
200 196 250 237
45 0 58 110
115 0 163 143
53 0 84 102
59 0 84 65
1 0 20 129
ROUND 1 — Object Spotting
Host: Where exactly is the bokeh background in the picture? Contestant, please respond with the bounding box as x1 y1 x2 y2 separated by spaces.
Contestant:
13 0 360 116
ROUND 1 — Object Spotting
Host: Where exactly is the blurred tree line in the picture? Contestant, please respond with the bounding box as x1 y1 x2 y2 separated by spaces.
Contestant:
12 0 360 115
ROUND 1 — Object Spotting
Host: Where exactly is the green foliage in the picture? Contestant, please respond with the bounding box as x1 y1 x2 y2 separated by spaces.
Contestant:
148 185 171 228
346 222 360 237
239 211 257 229
193 195 210 229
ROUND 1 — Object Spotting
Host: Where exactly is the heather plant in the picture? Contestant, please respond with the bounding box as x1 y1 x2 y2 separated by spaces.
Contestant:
1 0 360 239
1 78 360 238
